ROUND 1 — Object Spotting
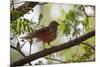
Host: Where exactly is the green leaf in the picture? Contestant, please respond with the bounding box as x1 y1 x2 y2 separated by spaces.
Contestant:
59 22 70 35
29 39 33 45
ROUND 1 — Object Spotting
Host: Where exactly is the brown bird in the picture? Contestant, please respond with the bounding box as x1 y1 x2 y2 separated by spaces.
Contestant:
21 21 59 47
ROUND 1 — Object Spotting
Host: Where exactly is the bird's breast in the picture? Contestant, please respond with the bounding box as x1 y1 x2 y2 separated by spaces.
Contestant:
37 30 57 43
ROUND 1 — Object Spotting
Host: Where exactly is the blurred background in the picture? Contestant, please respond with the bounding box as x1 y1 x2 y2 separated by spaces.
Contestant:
10 0 95 65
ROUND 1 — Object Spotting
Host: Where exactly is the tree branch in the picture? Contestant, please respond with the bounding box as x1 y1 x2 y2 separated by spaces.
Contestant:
81 5 95 17
11 30 95 66
11 2 39 21
81 42 95 51
11 1 48 22
10 45 32 65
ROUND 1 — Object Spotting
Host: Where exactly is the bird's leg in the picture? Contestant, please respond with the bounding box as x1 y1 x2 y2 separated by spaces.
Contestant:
29 44 32 55
43 42 45 50
48 42 54 47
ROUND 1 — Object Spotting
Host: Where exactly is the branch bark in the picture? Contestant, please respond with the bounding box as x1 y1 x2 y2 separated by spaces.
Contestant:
11 45 32 65
11 30 95 66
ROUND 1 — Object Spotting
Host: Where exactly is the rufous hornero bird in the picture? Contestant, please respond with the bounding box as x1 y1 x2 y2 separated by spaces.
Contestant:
21 21 59 47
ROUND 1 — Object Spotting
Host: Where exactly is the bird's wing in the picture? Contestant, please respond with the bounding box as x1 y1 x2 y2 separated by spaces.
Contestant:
35 27 50 35
20 27 49 39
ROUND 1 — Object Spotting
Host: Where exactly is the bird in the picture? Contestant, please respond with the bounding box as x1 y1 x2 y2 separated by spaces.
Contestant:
21 21 59 47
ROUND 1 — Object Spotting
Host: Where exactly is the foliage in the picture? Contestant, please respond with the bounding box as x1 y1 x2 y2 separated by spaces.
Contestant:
11 18 35 35
59 9 82 37
10 2 95 65
57 5 95 63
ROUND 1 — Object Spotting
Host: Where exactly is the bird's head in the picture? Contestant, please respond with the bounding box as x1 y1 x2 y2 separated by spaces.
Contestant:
49 21 59 27
49 21 59 32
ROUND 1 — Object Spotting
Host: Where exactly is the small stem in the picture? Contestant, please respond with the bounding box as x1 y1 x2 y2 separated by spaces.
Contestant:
20 41 26 49
29 45 32 55
11 45 32 65
39 3 48 5
45 57 67 63
14 1 25 5
81 42 95 51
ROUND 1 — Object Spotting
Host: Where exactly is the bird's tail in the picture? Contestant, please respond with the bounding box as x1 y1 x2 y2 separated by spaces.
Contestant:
20 32 36 39
20 36 32 39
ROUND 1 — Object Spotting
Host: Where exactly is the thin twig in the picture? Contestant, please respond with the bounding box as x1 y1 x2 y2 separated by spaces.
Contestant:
45 57 67 63
72 59 95 63
29 45 32 55
12 1 14 10
11 30 95 66
11 45 32 65
10 0 13 9
81 5 95 17
81 42 95 51
20 41 26 49
39 3 48 5
14 1 25 5
11 2 39 21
